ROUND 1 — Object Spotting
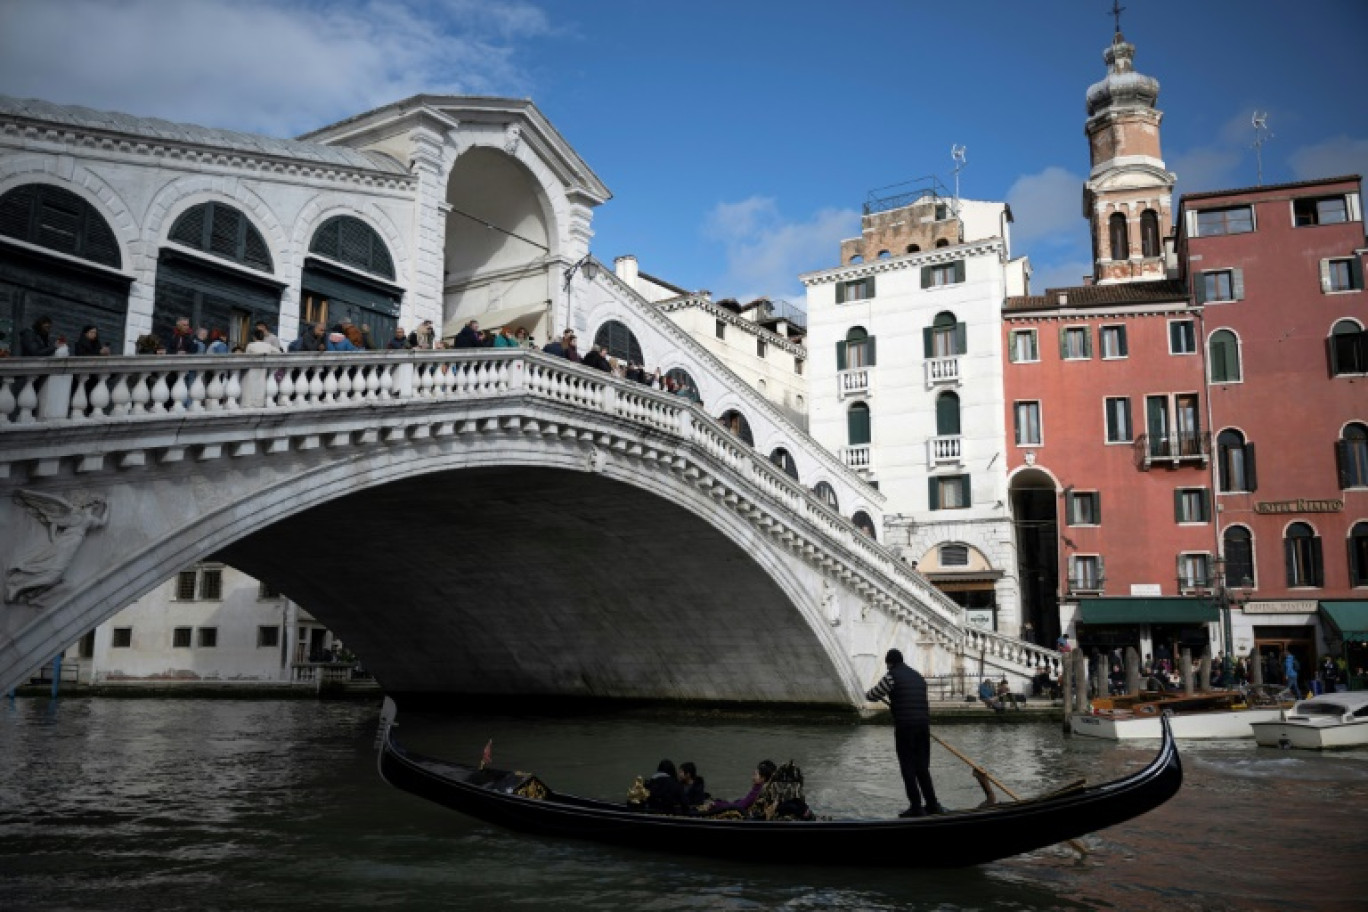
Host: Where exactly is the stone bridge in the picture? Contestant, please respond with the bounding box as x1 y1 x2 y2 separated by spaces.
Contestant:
0 349 1058 702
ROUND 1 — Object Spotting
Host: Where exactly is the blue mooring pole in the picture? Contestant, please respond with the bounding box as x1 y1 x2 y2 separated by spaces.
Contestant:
50 655 61 700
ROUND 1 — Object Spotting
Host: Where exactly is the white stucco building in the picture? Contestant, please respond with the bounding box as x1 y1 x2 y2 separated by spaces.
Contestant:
802 186 1030 633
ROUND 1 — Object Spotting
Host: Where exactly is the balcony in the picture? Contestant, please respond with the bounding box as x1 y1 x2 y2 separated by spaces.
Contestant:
838 368 870 399
1066 576 1106 597
1134 431 1210 469
927 434 962 465
924 357 960 388
841 444 873 472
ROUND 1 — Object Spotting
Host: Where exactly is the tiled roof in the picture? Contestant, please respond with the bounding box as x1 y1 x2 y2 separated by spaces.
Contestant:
1180 175 1361 204
0 96 410 175
1005 279 1188 311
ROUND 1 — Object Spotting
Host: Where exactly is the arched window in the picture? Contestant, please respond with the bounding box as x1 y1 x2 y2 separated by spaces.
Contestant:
936 391 961 436
1284 522 1323 587
719 409 753 446
1350 521 1368 586
1223 526 1255 588
1109 212 1130 261
594 320 644 365
927 311 964 357
848 254 863 265
934 238 949 248
0 183 121 267
847 401 871 446
169 202 273 272
1141 209 1160 257
1217 429 1255 492
853 510 877 539
1209 330 1241 383
906 244 921 253
665 367 700 402
813 481 839 511
876 250 891 259
769 447 799 480
839 325 873 369
1339 423 1368 488
309 215 395 279
1329 319 1367 375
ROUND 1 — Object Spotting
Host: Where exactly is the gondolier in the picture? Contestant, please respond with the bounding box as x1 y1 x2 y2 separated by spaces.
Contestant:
866 648 944 818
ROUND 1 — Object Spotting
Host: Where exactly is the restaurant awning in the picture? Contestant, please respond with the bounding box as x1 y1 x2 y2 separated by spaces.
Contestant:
1319 601 1368 642
1076 598 1218 625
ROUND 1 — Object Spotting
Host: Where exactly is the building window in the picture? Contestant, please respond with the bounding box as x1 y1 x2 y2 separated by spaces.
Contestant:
1069 555 1104 593
847 402 871 446
836 276 875 303
1067 491 1101 526
1061 326 1092 360
594 320 644 366
1014 400 1041 446
172 627 192 648
1177 553 1212 591
174 565 223 601
756 338 767 358
1223 526 1255 588
837 326 875 369
935 204 949 220
1105 397 1133 443
1351 522 1368 587
1144 393 1202 460
1217 429 1257 492
906 244 921 253
852 511 877 539
169 201 273 272
1174 487 1211 523
197 627 218 648
1198 268 1243 303
721 410 754 446
309 215 395 280
1008 329 1038 363
1321 257 1364 293
175 570 198 600
936 391 961 436
813 481 839 511
924 311 965 357
1141 209 1161 257
848 255 863 265
1294 195 1349 226
1169 319 1196 354
1330 320 1367 375
920 261 965 288
1109 212 1129 260
257 626 280 648
928 474 971 510
877 249 891 259
715 319 726 339
1100 325 1128 359
1192 205 1254 237
112 628 132 648
794 356 803 376
258 581 280 600
941 544 969 566
1284 522 1323 588
769 447 799 480
1339 423 1368 488
1208 330 1242 383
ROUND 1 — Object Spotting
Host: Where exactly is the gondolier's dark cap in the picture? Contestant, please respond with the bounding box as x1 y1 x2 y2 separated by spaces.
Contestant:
885 648 904 666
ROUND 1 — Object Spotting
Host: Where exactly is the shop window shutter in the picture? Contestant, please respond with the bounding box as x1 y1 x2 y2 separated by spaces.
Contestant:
920 266 932 289
1185 209 1198 238
1097 555 1105 586
928 477 940 510
1117 326 1129 356
1232 268 1245 300
954 322 967 355
1326 336 1339 377
867 335 877 366
1310 537 1324 587
953 260 965 283
923 326 934 358
1244 443 1258 491
836 340 846 371
836 281 846 304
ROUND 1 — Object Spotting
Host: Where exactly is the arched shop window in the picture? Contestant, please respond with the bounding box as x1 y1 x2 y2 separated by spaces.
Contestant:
813 481 839 511
310 216 394 280
852 510 877 539
769 447 799 480
301 214 403 346
719 409 753 446
594 319 644 365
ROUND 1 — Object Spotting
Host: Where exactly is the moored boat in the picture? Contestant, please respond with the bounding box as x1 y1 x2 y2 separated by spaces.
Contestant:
1070 688 1290 740
377 712 1183 867
1250 691 1368 750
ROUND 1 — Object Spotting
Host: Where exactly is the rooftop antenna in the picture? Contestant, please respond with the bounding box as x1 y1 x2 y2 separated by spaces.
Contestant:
951 145 967 214
1251 111 1273 186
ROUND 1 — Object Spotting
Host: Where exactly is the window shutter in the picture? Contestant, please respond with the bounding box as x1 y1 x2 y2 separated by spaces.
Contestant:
921 266 932 289
1349 192 1363 223
928 477 940 510
1200 488 1211 522
1174 489 1184 523
1326 336 1339 377
836 282 846 304
1338 439 1351 489
1320 259 1332 292
1067 555 1077 586
836 340 847 371
923 326 934 358
867 335 877 366
1009 334 1019 363
1185 209 1198 238
1059 326 1067 356
962 474 972 506
1350 257 1364 291
1093 492 1102 525
1176 553 1185 587
953 260 966 284
1118 326 1129 356
1097 555 1105 586
1284 537 1297 586
1232 268 1245 300
954 322 967 355
867 276 877 298
1083 328 1094 358
1310 536 1324 587
1245 443 1258 491
1194 273 1207 305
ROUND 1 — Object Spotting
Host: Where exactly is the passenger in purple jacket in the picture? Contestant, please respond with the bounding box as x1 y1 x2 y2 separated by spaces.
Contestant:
705 759 776 815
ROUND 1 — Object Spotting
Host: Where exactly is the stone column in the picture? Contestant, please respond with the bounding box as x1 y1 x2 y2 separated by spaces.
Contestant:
1180 648 1193 695
1126 646 1141 695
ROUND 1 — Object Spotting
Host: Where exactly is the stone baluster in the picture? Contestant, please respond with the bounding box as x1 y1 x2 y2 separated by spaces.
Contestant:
149 372 170 413
70 375 90 419
0 376 17 423
204 371 225 411
167 373 188 414
110 373 133 417
187 371 207 412
307 366 325 404
88 373 112 417
336 365 353 402
322 366 340 403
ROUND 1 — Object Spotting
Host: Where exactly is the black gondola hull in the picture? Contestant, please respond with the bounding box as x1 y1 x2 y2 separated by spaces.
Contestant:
378 720 1182 867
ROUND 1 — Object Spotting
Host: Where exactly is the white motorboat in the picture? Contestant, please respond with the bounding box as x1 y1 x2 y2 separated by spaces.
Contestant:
1249 692 1368 750
1070 688 1290 740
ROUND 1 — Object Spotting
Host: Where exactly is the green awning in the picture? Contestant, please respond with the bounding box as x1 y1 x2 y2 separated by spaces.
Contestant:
1320 601 1368 642
1076 598 1219 625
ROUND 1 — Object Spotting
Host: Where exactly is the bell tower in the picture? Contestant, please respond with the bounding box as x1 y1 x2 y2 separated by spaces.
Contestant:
1082 25 1175 284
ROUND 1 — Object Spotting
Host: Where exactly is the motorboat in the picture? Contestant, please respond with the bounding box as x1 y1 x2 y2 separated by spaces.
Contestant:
1071 687 1290 740
1250 691 1368 750
377 710 1183 867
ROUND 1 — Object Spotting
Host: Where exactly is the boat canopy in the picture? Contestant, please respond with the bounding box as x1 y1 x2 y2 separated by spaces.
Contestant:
1319 600 1368 643
1077 597 1218 625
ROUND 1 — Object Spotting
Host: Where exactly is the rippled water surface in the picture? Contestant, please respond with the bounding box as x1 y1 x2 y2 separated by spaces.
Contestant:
1 698 1365 911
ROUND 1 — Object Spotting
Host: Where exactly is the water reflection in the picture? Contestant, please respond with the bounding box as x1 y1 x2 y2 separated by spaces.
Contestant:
1 699 1365 911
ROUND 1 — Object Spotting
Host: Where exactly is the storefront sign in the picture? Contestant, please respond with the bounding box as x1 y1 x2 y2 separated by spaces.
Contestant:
966 608 995 629
1130 584 1162 596
1254 499 1343 514
1242 600 1318 615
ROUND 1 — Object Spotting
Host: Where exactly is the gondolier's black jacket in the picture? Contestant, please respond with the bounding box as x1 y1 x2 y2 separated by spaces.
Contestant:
866 663 930 727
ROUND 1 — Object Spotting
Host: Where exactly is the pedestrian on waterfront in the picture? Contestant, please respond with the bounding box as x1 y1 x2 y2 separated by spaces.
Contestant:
865 648 943 817
408 319 435 350
582 344 610 371
978 678 1004 713
18 315 58 356
388 327 410 350
202 329 230 354
1057 633 1072 653
453 319 481 349
703 760 776 816
643 759 686 814
542 330 568 357
998 677 1020 709
325 330 359 352
1284 651 1301 697
564 334 582 362
254 320 284 352
73 325 110 356
244 327 276 354
165 316 197 355
493 325 521 348
1320 656 1338 693
678 761 709 807
291 322 326 352
135 334 165 355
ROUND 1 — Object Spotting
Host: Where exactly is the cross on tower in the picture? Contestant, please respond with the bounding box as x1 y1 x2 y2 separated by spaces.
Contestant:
1111 0 1126 35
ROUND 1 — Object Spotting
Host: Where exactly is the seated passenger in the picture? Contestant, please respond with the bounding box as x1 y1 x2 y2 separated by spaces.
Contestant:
644 759 685 814
678 761 709 807
978 679 1004 713
704 760 776 815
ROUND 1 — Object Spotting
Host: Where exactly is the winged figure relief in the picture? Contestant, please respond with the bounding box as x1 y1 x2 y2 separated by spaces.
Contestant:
5 490 109 606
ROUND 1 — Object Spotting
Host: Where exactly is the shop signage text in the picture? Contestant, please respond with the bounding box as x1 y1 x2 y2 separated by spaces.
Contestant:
1254 499 1343 514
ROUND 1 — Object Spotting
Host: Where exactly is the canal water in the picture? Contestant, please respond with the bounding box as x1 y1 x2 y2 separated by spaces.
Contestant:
1 697 1365 911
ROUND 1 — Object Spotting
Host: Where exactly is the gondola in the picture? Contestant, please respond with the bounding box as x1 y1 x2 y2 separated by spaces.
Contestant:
377 713 1182 868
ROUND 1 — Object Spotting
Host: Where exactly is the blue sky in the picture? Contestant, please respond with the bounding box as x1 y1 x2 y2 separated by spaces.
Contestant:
2 0 1365 302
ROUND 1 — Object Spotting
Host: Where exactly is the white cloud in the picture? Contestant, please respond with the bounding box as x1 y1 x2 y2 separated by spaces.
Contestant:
1005 166 1087 251
702 197 858 303
1289 136 1368 183
0 0 552 136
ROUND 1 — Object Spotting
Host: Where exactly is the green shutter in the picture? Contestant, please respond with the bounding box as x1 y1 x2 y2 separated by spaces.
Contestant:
1201 489 1211 522
921 266 932 289
1245 443 1258 491
867 335 877 367
1059 326 1068 357
1093 493 1102 525
1083 327 1094 358
836 281 846 304
954 322 967 355
1310 536 1324 587
867 276 877 298
836 339 847 371
928 476 940 510
1351 257 1365 291
962 474 972 506
1232 268 1245 300
953 260 965 283
1008 333 1019 363
923 326 934 357
1174 489 1184 523
1194 272 1207 304
1118 326 1128 356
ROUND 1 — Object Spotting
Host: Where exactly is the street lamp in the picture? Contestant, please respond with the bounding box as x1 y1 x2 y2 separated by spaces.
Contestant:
560 254 599 339
1209 556 1252 688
